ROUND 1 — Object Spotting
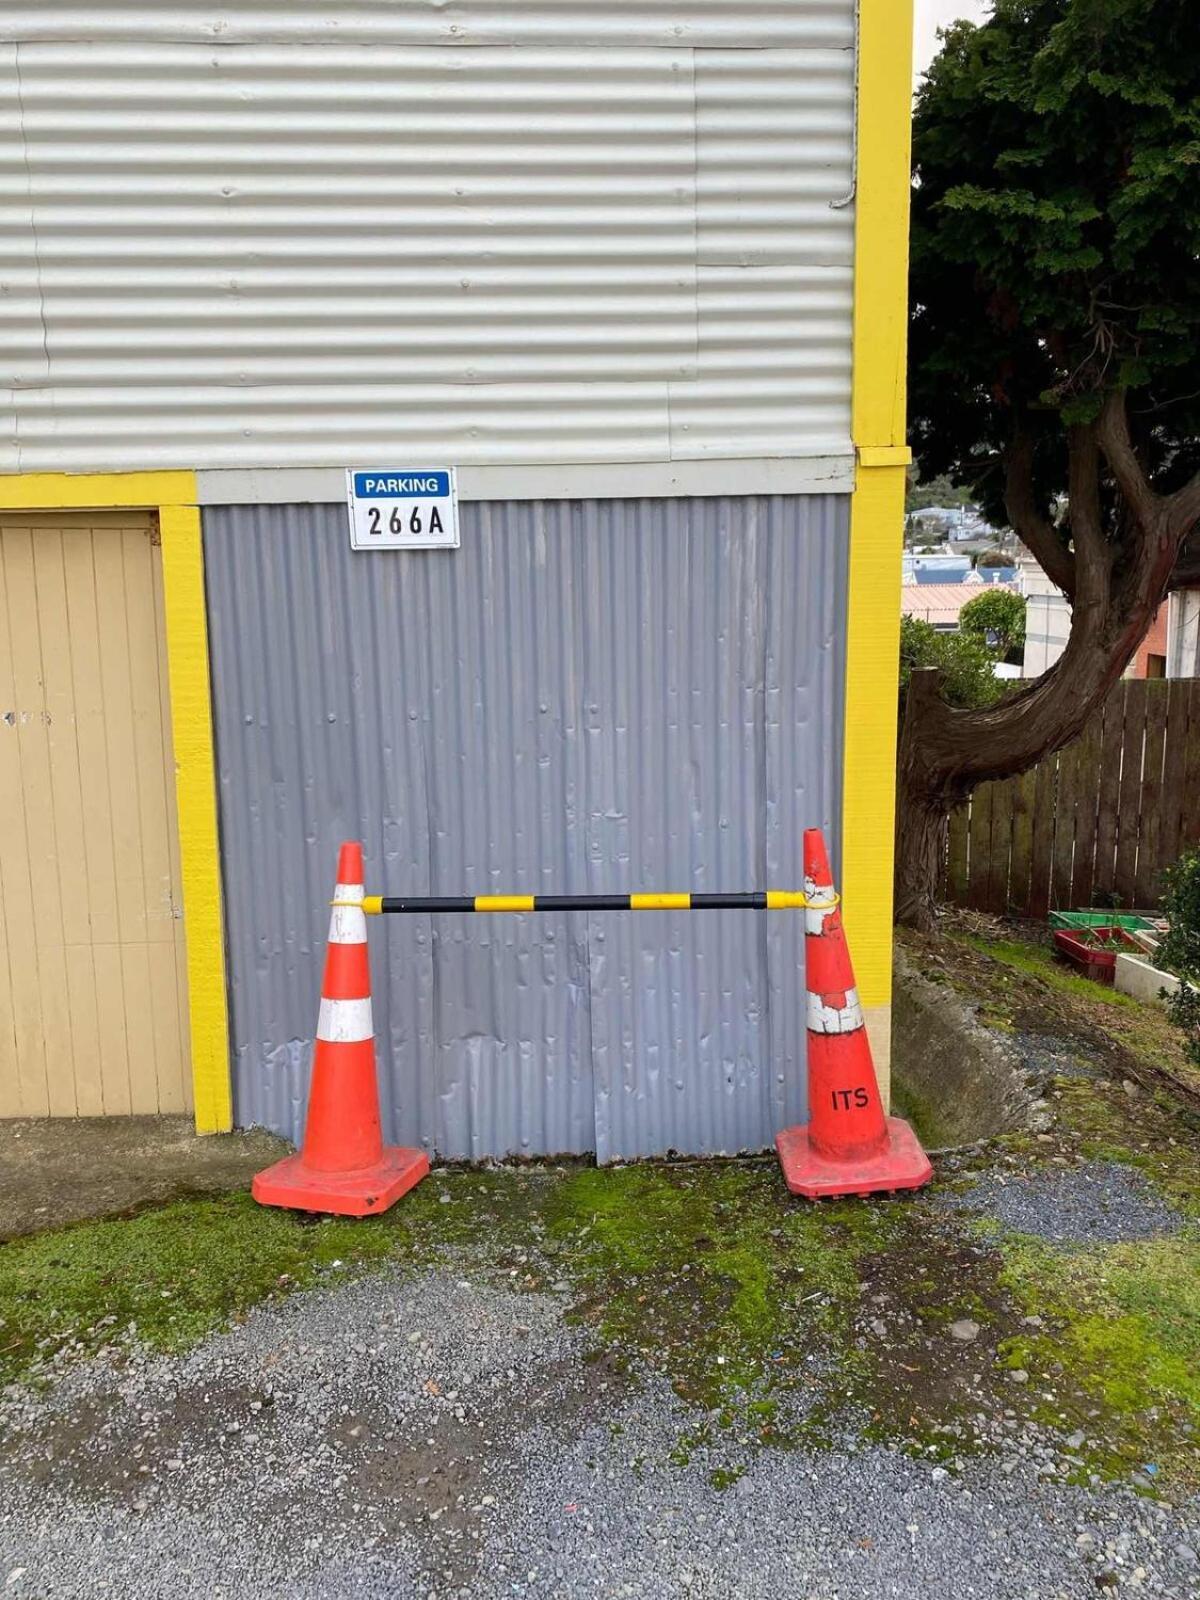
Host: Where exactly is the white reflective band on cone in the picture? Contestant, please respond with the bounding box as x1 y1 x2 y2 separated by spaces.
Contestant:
329 882 368 945
317 996 374 1043
806 986 865 1035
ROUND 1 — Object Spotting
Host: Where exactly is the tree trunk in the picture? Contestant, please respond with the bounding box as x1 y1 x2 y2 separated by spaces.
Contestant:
894 788 952 933
893 400 1200 930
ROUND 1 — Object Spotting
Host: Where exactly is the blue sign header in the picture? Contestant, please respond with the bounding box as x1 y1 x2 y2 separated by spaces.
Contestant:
353 471 450 499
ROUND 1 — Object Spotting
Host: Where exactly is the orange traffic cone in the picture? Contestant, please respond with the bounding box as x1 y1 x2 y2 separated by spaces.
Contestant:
252 842 429 1216
775 828 932 1199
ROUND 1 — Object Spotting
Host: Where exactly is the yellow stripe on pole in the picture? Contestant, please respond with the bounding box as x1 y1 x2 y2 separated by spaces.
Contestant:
630 892 691 911
475 894 535 912
766 890 808 910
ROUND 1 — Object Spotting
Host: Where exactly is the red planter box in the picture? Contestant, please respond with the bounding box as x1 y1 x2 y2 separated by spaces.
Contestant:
1053 925 1145 986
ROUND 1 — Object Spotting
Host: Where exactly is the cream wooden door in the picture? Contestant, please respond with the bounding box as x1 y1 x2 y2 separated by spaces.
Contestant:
0 512 192 1116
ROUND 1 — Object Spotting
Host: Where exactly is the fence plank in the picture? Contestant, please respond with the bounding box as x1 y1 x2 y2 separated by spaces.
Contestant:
1114 681 1148 908
1158 677 1190 875
986 774 1013 913
968 781 994 909
1007 765 1037 914
1069 700 1104 909
1028 748 1058 919
1182 681 1200 858
924 678 1200 919
1092 683 1126 903
1050 735 1081 912
1134 681 1169 906
946 801 970 905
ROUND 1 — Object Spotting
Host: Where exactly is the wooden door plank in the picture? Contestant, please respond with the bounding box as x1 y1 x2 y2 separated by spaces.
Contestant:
118 941 158 1114
0 892 20 1116
62 530 122 948
124 526 176 948
63 947 105 1116
93 527 147 947
3 524 72 1115
0 526 46 1116
147 941 186 1114
32 529 92 949
32 527 107 1115
92 942 133 1117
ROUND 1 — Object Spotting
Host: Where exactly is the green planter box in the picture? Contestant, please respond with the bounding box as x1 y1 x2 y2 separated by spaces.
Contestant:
1048 910 1155 932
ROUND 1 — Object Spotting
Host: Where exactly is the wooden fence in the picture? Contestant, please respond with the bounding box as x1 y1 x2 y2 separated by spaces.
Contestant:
942 679 1200 917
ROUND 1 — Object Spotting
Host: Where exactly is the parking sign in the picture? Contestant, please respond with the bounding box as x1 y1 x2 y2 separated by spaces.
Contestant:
345 469 460 551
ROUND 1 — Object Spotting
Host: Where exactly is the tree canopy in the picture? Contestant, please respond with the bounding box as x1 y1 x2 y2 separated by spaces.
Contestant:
910 0 1200 570
896 0 1200 928
959 587 1027 657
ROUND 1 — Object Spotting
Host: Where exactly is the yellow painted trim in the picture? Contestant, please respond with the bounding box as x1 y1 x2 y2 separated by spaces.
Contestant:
475 894 535 913
850 0 914 454
630 892 690 911
159 502 231 1133
0 471 195 512
857 445 912 470
0 471 231 1133
842 0 914 1030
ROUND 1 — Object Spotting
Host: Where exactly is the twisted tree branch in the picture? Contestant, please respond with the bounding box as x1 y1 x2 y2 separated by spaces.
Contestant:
1003 424 1075 598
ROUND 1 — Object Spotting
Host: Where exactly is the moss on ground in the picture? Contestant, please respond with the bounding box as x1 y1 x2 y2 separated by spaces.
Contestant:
3 921 1200 1489
0 1193 394 1387
994 1232 1200 1483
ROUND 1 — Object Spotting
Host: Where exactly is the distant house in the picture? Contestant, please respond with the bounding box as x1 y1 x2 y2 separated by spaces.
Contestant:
909 554 974 585
1023 585 1196 679
901 582 1012 632
1168 590 1200 676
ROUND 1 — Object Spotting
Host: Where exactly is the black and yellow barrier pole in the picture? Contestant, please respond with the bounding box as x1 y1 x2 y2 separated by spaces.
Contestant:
351 890 832 915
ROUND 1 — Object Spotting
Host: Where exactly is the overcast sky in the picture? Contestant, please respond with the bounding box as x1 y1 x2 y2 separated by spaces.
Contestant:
914 0 991 81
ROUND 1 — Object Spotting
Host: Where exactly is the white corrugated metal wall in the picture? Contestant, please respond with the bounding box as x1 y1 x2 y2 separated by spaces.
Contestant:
1 3 855 471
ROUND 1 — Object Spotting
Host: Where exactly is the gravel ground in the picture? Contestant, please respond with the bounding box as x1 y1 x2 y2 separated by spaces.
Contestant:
939 1159 1185 1244
2 1264 1197 1599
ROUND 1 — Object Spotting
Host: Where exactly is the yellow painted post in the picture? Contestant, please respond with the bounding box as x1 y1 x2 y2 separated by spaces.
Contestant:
0 472 232 1132
842 0 915 1100
159 501 232 1133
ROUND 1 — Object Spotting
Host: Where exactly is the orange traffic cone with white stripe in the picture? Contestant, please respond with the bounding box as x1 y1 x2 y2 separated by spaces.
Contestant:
775 828 932 1199
252 841 429 1216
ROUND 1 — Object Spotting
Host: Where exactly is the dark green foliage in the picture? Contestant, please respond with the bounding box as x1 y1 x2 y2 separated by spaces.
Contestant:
900 615 1005 709
1157 848 1200 1065
906 472 974 513
911 0 1200 523
960 587 1027 656
1158 848 1200 983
